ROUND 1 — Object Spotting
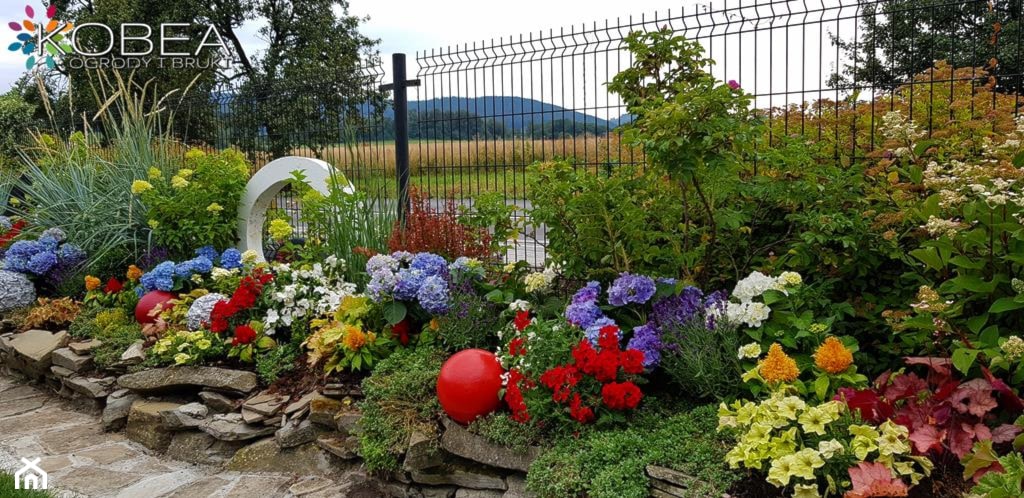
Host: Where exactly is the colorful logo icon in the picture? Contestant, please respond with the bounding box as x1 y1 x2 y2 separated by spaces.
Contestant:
7 4 74 70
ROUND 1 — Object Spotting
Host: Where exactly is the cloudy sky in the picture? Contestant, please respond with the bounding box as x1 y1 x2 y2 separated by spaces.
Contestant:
0 0 702 92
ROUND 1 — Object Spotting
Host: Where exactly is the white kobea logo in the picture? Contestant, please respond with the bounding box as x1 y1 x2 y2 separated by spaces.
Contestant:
15 457 47 490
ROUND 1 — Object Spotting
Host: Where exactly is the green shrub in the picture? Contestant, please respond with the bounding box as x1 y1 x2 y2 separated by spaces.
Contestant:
92 323 144 369
527 162 686 280
358 346 445 472
135 148 250 259
526 404 739 498
469 412 544 450
0 91 35 160
257 340 300 385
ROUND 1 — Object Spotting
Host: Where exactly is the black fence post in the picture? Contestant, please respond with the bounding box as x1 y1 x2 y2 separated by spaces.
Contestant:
383 53 419 226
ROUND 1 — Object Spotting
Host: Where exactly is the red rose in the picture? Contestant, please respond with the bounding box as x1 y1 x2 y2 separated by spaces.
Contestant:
232 325 257 346
620 349 645 375
104 277 124 294
514 310 532 331
601 381 643 410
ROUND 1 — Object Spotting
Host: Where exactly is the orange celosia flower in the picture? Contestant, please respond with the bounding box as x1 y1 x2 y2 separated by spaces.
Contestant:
84 275 101 291
814 336 854 374
126 265 143 282
759 343 799 383
342 325 369 351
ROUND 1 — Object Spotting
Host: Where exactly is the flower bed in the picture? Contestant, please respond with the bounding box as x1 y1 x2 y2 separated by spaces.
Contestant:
3 30 1024 498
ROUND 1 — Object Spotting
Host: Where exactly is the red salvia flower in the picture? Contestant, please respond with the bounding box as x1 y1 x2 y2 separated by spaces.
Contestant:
508 337 527 357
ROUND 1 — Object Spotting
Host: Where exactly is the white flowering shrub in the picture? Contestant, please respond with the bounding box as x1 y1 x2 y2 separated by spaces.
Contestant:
263 256 357 335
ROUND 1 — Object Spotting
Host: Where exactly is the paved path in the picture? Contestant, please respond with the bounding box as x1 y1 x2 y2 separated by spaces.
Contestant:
0 375 367 498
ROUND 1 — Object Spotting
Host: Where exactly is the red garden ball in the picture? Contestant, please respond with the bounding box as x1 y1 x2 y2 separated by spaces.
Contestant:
437 349 505 425
135 290 177 324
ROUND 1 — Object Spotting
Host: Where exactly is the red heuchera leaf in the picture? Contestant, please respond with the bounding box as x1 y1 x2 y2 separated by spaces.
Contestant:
908 424 945 454
949 422 992 458
992 424 1023 444
950 379 999 417
981 366 1024 413
904 357 953 384
845 462 909 498
883 372 928 402
836 387 893 423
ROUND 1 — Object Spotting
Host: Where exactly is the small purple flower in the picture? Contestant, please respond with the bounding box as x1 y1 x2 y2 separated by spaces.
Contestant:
627 323 662 369
728 80 740 90
608 273 656 307
703 290 729 329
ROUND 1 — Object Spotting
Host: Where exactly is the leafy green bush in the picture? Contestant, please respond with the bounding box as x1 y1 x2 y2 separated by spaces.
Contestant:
526 404 739 498
135 148 249 259
358 346 445 472
469 412 544 450
0 91 35 160
256 338 301 384
527 162 686 280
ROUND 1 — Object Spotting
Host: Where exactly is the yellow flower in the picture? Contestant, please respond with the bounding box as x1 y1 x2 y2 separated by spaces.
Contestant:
173 353 191 365
759 343 799 383
792 483 821 498
817 439 844 459
849 425 880 460
341 325 369 351
177 168 194 179
126 265 143 281
776 395 806 421
196 339 212 351
171 176 189 189
131 180 153 195
268 219 293 241
147 167 162 180
790 448 825 481
148 220 159 229
206 203 224 213
814 336 854 374
84 275 101 291
184 149 206 162
878 420 910 456
766 454 797 487
798 406 830 435
241 250 259 265
9 197 19 206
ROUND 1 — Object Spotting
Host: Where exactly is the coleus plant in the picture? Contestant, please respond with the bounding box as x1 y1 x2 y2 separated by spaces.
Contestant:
837 357 1023 461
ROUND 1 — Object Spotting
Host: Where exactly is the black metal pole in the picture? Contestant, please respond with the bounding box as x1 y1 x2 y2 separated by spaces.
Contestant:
392 53 411 225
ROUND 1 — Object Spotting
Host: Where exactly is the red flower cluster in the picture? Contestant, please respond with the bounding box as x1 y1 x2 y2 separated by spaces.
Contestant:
104 277 124 294
232 325 257 346
537 325 645 424
0 219 26 248
505 369 532 423
210 269 273 333
513 310 531 332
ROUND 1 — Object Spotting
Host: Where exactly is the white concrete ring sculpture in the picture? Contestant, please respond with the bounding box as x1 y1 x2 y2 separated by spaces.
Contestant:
237 156 353 262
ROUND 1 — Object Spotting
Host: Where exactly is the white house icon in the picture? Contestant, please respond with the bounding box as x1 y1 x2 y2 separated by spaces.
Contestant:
15 457 47 490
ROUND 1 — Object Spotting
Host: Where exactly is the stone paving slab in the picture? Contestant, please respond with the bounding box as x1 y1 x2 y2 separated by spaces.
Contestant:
0 373 369 498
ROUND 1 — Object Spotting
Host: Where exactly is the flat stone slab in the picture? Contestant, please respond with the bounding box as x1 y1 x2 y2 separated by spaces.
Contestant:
117 366 259 394
201 413 277 441
243 391 290 417
441 418 541 472
69 339 102 355
126 400 181 452
52 347 93 372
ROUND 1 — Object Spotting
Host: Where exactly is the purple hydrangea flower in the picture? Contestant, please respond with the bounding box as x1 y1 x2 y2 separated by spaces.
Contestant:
367 254 399 275
652 286 704 330
417 275 450 315
572 281 601 304
566 300 603 329
608 273 656 307
367 272 398 302
393 268 426 301
627 323 662 369
410 252 449 278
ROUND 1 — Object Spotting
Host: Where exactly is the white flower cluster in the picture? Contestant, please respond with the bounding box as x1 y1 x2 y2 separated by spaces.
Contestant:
719 271 802 328
879 110 925 144
263 256 355 335
523 263 560 293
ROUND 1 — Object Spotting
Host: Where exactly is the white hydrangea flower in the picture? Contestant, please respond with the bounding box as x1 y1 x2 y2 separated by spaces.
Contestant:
737 342 762 360
732 271 779 302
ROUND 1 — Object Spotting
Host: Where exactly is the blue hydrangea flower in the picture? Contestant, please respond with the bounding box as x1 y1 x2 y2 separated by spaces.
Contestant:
195 246 220 262
40 227 66 243
141 261 176 292
565 300 603 329
627 323 662 369
417 275 450 315
394 268 426 301
392 251 414 264
367 272 398 302
584 317 618 345
608 272 657 307
57 244 86 266
366 254 399 276
572 281 601 304
37 235 60 252
190 256 213 274
174 261 194 278
3 240 38 273
220 248 243 270
27 251 57 275
410 252 449 278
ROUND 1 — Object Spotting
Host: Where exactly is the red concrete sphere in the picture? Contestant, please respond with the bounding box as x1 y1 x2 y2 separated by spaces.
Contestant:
437 349 505 425
135 290 177 324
